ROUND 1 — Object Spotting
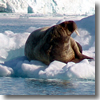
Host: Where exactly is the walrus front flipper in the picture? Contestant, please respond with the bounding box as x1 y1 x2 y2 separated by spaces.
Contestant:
76 42 82 53
71 54 93 63
80 54 93 60
76 42 93 60
70 37 93 63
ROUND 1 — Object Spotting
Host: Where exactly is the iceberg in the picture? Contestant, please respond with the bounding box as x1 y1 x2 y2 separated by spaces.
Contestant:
0 0 95 15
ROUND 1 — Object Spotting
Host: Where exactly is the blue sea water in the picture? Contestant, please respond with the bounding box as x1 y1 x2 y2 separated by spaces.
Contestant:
0 77 95 95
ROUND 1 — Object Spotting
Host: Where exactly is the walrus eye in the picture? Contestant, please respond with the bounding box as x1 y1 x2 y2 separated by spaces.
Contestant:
75 30 80 36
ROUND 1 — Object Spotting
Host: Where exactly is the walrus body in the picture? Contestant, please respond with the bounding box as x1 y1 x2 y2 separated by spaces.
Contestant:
25 21 93 65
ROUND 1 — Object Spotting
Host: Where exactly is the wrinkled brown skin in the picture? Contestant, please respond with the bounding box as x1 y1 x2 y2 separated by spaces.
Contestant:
25 21 93 65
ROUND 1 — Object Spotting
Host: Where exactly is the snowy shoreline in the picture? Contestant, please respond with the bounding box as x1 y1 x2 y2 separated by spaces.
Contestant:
0 13 88 20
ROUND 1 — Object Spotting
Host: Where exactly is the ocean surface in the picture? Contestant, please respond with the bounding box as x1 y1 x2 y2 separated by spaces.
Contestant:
0 14 95 95
0 77 95 95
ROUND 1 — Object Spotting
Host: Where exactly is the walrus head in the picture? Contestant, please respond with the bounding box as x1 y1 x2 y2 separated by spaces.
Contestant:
60 21 80 36
45 21 80 45
46 21 80 44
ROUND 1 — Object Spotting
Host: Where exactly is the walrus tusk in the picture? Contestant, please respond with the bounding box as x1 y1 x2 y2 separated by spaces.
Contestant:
75 30 80 36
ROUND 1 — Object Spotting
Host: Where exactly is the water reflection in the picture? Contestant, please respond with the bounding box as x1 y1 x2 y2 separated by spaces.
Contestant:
24 78 77 95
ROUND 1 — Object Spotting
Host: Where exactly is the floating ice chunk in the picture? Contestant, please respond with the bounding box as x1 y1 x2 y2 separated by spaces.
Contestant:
0 56 95 80
0 31 30 62
21 60 47 78
0 64 13 77
67 59 95 80
39 60 95 80
39 60 66 79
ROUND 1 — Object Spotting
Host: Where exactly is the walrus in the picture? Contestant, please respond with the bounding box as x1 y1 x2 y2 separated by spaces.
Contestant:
25 21 93 65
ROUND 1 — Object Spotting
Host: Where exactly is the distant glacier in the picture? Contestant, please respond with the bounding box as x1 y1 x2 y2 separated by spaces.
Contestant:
0 0 95 15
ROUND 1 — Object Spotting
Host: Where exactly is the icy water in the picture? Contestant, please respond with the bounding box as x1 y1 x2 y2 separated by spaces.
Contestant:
0 77 95 95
